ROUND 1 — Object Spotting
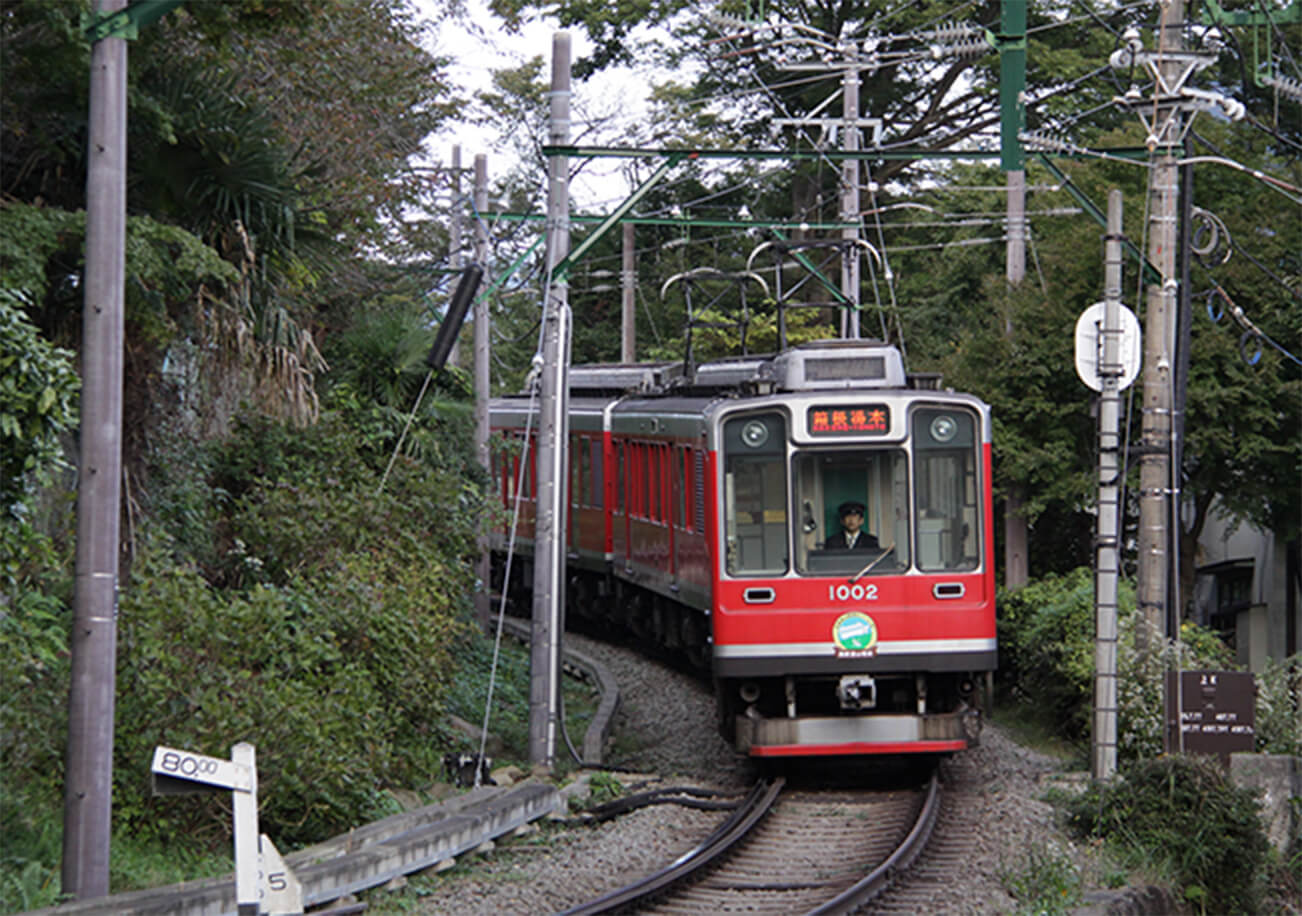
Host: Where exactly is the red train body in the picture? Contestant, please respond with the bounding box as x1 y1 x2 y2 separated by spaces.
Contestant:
490 339 995 758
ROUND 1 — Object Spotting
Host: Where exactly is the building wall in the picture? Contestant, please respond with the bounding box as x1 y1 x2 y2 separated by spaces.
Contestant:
1194 505 1298 671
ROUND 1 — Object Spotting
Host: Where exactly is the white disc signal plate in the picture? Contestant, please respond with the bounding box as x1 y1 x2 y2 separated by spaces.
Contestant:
1074 302 1141 392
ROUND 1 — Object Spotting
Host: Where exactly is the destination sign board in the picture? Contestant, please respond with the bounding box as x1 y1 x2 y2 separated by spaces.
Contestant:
808 405 890 437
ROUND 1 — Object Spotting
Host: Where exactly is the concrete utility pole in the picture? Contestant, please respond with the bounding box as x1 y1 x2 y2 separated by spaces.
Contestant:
530 32 573 768
1136 1 1186 647
621 222 635 363
999 0 1029 589
64 0 127 899
1093 190 1126 782
473 153 492 628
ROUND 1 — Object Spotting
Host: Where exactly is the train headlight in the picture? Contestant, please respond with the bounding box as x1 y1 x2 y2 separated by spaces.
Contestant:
929 414 958 443
741 419 770 448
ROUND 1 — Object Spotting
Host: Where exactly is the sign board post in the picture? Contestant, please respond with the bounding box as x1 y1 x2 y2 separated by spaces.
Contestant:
151 743 302 915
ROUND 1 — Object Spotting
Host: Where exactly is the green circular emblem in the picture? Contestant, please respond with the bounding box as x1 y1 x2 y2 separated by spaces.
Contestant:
833 612 878 651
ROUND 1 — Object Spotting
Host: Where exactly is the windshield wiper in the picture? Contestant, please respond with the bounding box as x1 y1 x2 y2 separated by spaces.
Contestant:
849 549 891 584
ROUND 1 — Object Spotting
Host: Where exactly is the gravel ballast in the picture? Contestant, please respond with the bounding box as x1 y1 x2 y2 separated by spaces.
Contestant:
372 633 1149 915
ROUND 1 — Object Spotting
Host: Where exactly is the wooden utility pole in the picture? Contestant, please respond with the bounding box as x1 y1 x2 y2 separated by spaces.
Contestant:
530 32 572 769
1136 1 1186 646
63 0 127 898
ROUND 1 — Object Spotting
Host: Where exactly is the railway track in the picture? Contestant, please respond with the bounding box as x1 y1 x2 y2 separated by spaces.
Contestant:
561 772 940 915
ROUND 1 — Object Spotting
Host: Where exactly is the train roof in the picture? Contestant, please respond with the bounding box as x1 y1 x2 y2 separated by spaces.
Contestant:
564 339 930 398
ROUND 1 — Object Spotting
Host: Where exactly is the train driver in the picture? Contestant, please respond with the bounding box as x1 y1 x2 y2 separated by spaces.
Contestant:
824 501 880 550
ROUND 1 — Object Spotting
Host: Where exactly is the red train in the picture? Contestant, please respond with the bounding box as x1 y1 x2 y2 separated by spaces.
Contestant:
489 339 995 757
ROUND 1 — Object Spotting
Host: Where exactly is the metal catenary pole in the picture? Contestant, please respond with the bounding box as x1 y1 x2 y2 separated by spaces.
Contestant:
447 145 463 369
530 31 572 768
474 153 492 628
1093 190 1126 782
63 0 127 897
1136 1 1185 648
840 60 861 339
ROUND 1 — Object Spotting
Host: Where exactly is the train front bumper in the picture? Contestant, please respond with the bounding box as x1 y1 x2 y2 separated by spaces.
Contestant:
736 707 981 757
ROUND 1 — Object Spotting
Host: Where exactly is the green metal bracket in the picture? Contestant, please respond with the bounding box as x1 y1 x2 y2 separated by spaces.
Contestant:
1198 0 1301 87
83 0 185 42
551 152 687 281
1199 0 1301 27
1035 154 1160 283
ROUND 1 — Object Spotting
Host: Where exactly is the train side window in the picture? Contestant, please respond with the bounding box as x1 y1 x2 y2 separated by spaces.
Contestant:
526 437 536 499
591 438 603 508
673 446 685 529
586 436 594 507
651 443 659 521
694 448 705 533
616 441 625 513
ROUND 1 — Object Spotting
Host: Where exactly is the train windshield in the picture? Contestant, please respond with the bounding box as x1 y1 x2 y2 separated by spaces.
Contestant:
793 450 911 575
723 413 789 576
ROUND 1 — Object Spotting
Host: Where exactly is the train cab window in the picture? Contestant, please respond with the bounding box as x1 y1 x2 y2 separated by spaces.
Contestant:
794 450 910 576
912 408 980 572
723 413 788 576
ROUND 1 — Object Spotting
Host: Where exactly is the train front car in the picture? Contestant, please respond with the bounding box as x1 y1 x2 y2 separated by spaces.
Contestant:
709 342 995 757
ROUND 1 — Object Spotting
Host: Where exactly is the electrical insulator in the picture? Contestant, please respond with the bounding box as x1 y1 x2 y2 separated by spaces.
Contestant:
1260 70 1302 102
950 37 989 59
1019 130 1080 154
919 21 980 43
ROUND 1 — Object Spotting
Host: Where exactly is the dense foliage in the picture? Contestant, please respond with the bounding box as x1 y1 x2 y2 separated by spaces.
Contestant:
1062 755 1271 914
993 567 1297 758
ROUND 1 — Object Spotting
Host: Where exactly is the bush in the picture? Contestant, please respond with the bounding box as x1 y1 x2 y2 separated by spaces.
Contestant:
1062 755 1270 913
999 568 1238 758
1253 654 1301 756
998 568 1117 741
113 544 475 847
0 295 80 510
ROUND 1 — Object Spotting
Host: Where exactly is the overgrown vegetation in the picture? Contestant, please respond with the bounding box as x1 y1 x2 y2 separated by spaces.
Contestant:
999 842 1084 916
1061 755 1270 914
998 568 1300 911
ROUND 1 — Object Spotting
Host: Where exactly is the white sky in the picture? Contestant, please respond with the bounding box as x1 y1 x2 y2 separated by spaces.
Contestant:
412 0 657 209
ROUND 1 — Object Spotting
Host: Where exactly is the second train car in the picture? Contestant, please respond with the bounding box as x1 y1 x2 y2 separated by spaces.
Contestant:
489 338 995 757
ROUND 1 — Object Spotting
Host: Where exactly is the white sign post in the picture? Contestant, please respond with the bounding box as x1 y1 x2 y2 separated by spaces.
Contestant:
151 743 302 915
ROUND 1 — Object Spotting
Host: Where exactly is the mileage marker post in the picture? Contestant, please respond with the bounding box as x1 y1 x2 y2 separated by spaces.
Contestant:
151 743 300 915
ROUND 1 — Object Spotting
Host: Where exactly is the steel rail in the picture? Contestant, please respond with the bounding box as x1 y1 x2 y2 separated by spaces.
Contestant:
803 770 943 915
558 777 785 915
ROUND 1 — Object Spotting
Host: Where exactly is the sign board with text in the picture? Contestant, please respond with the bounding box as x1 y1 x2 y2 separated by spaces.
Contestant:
1164 670 1255 762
